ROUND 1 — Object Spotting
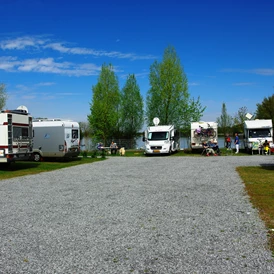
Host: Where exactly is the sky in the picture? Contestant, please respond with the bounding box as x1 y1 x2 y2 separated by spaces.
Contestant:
0 0 274 124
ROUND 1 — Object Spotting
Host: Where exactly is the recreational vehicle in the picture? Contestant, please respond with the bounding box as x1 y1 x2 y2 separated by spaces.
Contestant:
190 121 218 150
142 117 180 155
0 106 33 163
243 119 273 153
32 119 80 161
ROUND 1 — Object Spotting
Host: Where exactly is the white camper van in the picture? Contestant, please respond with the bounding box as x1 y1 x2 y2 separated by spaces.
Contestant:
32 119 80 161
190 121 218 150
243 119 273 153
0 106 33 163
142 117 180 155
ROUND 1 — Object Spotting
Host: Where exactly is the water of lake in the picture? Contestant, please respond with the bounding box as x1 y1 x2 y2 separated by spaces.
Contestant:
82 136 241 150
136 136 227 149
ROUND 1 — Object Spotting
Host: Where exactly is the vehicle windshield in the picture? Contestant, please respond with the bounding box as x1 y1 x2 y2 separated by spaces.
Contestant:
148 131 169 140
248 129 271 138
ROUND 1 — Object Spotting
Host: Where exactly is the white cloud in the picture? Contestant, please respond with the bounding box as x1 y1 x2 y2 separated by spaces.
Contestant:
36 82 56 86
0 36 46 50
232 82 254 86
250 69 274 76
0 36 156 60
0 56 101 76
222 68 274 76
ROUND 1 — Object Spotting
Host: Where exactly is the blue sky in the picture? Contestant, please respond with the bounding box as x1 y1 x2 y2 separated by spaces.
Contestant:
1 0 274 123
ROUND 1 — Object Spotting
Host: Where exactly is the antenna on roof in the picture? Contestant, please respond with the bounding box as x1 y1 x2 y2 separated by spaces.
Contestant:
245 113 253 120
153 117 160 126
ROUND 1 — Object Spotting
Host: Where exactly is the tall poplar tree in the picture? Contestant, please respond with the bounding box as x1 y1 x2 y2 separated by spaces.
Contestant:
120 74 144 140
0 83 7 110
216 103 233 134
146 46 205 130
88 64 120 144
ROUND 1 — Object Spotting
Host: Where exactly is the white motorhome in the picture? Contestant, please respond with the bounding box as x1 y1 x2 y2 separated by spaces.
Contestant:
32 119 80 161
243 119 273 152
190 121 218 150
142 117 180 155
0 106 33 163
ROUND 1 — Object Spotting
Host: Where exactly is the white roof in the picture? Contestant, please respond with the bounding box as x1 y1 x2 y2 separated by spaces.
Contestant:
191 121 218 128
244 119 272 128
147 125 174 132
33 120 79 128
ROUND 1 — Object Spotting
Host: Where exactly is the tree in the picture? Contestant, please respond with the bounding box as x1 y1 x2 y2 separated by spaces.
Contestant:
79 121 92 150
120 74 144 140
255 94 274 122
88 64 120 145
233 106 248 133
146 46 205 131
0 83 7 110
216 103 233 135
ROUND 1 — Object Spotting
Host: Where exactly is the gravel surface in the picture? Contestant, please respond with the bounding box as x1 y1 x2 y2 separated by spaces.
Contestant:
0 155 274 274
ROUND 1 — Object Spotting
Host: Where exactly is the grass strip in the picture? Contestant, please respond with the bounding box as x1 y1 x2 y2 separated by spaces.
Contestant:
237 165 274 254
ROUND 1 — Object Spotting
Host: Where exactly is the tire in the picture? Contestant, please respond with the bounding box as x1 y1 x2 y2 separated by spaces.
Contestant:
209 130 216 138
33 152 42 162
194 131 199 138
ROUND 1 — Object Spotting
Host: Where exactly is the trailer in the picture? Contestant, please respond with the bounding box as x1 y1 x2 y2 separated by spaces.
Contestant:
190 121 218 150
0 106 33 163
142 117 180 155
32 119 80 162
243 119 273 153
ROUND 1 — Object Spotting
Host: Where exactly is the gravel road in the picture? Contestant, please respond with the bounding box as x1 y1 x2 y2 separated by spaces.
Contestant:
0 155 274 274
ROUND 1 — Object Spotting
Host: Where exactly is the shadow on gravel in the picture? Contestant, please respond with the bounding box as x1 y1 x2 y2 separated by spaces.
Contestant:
0 162 40 171
260 163 274 170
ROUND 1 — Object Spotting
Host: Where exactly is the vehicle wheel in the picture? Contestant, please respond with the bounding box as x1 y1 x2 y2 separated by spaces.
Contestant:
194 131 199 138
209 131 216 138
33 152 42 162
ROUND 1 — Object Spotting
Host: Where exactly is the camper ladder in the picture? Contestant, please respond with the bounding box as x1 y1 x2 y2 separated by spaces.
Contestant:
7 114 13 153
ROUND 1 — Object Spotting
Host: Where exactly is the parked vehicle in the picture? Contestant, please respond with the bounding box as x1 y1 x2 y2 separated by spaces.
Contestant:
32 119 80 162
142 117 180 155
0 106 33 163
190 121 218 150
243 119 273 153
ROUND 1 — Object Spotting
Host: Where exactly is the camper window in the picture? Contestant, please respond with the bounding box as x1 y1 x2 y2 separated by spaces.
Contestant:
248 129 271 138
72 129 78 139
148 132 169 140
13 127 29 139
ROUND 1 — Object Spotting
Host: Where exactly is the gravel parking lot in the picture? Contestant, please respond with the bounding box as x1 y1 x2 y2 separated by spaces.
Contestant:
0 156 274 274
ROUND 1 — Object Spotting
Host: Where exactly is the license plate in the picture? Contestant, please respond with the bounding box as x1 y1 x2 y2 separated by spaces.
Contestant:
153 150 160 153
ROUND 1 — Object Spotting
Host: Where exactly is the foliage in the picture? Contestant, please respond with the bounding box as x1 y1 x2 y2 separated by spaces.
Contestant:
88 64 120 144
79 121 91 140
233 106 248 133
237 165 274 253
146 46 205 130
0 83 7 110
255 94 274 122
120 74 144 139
216 103 233 134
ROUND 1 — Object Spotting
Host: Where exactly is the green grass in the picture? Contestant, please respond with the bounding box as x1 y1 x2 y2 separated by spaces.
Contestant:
0 157 104 180
237 165 274 254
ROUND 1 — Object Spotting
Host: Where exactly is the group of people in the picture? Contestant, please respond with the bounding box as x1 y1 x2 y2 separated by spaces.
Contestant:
203 132 240 156
202 139 220 156
97 141 118 154
204 132 271 156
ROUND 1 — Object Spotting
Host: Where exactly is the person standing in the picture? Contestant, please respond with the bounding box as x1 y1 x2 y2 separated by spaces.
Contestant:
234 133 240 154
225 134 231 150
